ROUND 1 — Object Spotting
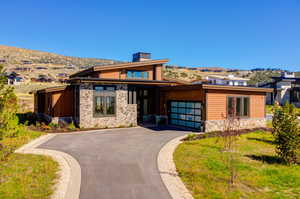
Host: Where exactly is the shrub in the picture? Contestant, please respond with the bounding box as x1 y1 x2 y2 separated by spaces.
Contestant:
0 65 19 140
68 122 77 131
272 103 300 164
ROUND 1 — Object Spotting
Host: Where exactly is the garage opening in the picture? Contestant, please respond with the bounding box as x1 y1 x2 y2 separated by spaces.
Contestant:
168 101 203 131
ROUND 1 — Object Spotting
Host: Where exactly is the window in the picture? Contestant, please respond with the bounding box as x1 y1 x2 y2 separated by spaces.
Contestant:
227 96 250 117
93 85 116 117
126 71 149 79
169 101 202 130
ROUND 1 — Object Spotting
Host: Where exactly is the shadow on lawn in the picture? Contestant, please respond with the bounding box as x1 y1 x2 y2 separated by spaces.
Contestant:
245 154 283 164
247 137 275 145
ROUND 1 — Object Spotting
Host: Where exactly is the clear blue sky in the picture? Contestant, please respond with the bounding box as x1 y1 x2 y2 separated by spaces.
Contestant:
1 0 300 71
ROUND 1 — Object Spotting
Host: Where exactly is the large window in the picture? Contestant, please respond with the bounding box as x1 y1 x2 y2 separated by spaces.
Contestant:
227 96 250 118
126 71 149 79
94 85 116 117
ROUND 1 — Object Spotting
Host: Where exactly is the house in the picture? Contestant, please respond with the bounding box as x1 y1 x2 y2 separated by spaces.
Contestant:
6 72 24 85
205 74 249 86
261 72 300 107
33 52 272 132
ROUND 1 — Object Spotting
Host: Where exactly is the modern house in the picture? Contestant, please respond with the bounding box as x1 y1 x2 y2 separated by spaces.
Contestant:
262 72 300 107
204 74 249 86
6 72 24 85
33 53 272 132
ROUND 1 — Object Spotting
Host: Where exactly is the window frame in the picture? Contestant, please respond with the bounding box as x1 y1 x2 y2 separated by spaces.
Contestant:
226 96 250 118
93 85 116 117
168 100 203 130
126 70 149 80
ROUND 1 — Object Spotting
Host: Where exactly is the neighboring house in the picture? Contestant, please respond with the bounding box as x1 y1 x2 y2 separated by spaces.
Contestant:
33 52 272 132
205 74 249 86
6 72 24 85
261 72 300 107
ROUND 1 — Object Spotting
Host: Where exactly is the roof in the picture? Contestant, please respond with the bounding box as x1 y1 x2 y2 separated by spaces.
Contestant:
32 86 69 94
68 77 177 86
70 59 169 78
202 84 273 92
206 74 249 81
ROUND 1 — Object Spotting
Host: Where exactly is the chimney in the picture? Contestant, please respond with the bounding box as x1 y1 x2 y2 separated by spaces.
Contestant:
132 52 151 62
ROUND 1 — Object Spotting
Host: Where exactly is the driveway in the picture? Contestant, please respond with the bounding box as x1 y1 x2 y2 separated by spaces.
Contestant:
39 127 187 199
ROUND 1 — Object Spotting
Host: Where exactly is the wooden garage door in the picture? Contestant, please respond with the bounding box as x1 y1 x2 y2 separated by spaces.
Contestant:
168 101 203 130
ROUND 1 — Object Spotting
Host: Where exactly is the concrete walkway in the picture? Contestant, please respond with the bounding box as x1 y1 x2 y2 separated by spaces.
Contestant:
39 127 187 199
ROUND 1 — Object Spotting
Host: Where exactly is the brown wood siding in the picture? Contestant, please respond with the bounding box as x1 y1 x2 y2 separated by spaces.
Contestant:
155 65 163 80
206 89 266 120
51 87 74 117
160 89 205 115
35 86 74 117
77 64 162 80
250 94 265 118
99 70 120 79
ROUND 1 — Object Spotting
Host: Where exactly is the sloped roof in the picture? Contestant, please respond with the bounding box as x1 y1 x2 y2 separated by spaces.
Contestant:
70 59 169 78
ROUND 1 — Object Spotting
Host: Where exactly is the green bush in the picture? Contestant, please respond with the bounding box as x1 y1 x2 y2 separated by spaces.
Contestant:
0 65 19 140
272 103 300 164
68 122 77 131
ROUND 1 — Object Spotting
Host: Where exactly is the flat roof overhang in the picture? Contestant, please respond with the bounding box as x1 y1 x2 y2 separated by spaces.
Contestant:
68 77 178 86
161 84 273 92
70 59 169 78
32 85 69 94
202 84 273 92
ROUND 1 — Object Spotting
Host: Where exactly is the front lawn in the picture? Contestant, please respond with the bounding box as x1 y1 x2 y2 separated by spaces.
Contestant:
174 131 300 199
0 129 59 199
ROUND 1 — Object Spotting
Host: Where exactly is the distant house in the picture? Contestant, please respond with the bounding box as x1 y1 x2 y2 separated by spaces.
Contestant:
260 72 300 107
36 66 47 70
205 74 249 86
21 60 33 65
6 72 24 85
14 67 32 72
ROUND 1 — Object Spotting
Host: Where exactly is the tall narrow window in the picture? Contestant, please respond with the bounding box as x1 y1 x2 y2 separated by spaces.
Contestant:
227 96 250 118
93 85 116 117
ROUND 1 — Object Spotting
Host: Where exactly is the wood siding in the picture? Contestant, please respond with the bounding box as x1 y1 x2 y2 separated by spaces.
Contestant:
36 86 74 117
206 89 266 120
160 89 205 115
77 64 163 81
99 70 120 79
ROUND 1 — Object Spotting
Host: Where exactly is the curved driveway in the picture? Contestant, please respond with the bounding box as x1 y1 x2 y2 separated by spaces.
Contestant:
39 127 187 199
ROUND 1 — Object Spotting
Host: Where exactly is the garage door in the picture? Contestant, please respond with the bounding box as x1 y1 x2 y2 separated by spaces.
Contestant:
168 101 203 130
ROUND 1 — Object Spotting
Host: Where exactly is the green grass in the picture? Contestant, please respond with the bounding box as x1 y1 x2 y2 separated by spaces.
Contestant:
174 131 300 199
266 105 300 116
0 129 59 199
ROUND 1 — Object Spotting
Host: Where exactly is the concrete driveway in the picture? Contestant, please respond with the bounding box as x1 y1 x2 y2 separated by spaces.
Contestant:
39 127 187 199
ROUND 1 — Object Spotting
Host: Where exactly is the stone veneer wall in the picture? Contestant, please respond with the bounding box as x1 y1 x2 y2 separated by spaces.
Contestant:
79 83 137 128
205 118 266 132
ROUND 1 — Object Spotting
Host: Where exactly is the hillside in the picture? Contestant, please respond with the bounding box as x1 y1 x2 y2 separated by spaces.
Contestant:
0 45 122 80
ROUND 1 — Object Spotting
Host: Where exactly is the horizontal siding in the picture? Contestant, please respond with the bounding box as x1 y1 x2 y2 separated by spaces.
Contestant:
250 95 265 118
206 92 227 120
160 89 204 115
206 90 266 120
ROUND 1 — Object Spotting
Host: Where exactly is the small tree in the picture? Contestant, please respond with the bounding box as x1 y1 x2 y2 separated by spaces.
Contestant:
272 103 300 164
218 100 241 186
0 65 18 140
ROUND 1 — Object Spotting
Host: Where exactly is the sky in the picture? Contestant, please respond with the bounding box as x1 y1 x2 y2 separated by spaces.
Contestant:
1 0 300 71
